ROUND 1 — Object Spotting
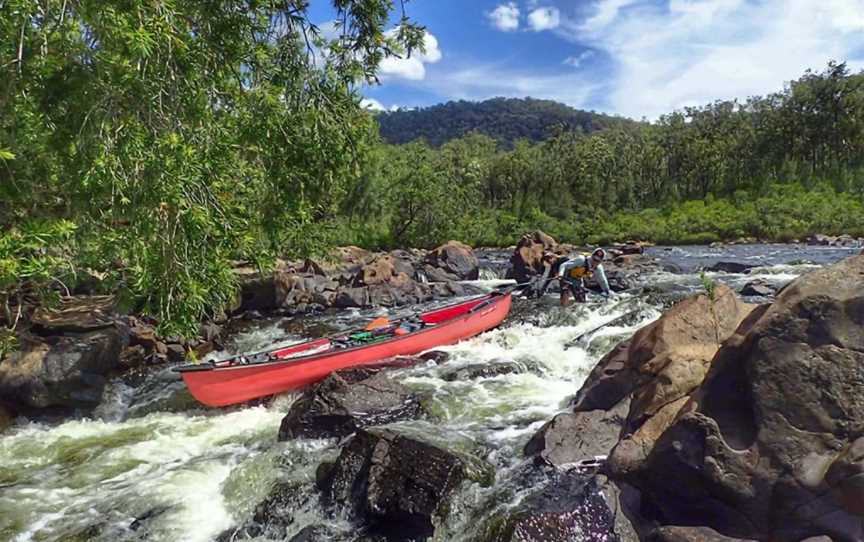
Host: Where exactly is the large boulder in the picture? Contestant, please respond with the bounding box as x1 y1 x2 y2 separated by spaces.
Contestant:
619 255 864 540
573 285 754 417
355 255 401 286
277 273 339 308
576 285 757 476
525 398 630 468
388 249 422 277
317 427 488 540
278 368 426 440
423 241 479 281
509 231 561 283
238 270 339 312
0 326 129 410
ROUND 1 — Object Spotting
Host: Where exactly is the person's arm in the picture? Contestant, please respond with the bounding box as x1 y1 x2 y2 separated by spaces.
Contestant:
536 263 553 296
558 258 578 278
595 263 612 296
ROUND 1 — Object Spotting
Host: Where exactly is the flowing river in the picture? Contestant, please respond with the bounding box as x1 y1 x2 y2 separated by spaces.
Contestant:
0 244 859 542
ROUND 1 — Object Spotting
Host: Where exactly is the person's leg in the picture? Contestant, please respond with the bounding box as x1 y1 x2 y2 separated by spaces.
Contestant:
561 279 576 307
560 285 572 307
574 279 587 303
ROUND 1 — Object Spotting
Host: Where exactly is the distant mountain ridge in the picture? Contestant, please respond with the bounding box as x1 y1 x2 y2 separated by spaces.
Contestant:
375 97 635 147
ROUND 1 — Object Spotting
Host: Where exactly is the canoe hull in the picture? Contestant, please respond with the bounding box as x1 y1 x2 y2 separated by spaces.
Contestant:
180 293 512 407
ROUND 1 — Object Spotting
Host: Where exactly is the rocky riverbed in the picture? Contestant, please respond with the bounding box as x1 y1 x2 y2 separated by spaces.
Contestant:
0 236 861 541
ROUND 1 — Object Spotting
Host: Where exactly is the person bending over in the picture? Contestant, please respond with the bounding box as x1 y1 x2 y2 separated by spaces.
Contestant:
538 248 611 306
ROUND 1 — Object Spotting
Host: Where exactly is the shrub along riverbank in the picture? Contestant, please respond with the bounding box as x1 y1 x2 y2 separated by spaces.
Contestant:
331 181 864 249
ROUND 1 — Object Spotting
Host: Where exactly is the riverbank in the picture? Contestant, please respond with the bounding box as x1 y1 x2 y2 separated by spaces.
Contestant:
331 182 864 250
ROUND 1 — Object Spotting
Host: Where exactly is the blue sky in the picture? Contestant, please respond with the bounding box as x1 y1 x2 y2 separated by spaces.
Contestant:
312 0 864 120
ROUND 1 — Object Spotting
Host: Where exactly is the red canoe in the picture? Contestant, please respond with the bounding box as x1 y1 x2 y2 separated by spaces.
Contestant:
176 292 513 407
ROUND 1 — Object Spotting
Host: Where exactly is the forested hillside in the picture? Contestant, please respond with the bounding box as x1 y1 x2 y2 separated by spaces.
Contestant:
337 62 864 249
376 97 634 146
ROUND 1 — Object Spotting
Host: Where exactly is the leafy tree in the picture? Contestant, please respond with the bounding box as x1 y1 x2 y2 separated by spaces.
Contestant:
0 0 423 336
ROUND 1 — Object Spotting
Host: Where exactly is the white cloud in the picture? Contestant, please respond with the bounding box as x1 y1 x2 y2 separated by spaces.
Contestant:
580 0 638 33
361 98 404 112
528 7 561 31
360 98 386 111
400 61 602 111
378 31 442 81
566 0 864 119
563 50 594 68
488 3 521 32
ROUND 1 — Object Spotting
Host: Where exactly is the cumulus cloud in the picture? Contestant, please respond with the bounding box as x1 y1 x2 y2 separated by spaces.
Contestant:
488 3 521 32
360 98 386 111
528 7 561 31
563 50 594 68
402 61 603 111
378 31 442 81
579 0 638 33
567 0 864 119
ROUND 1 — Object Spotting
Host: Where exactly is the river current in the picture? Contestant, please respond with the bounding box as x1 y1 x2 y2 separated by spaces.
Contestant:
0 244 859 542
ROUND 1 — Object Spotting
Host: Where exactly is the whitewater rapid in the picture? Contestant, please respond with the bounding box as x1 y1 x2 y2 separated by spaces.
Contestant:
1 244 858 541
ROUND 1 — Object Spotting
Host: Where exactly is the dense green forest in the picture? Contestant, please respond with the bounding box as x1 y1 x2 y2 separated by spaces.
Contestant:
2 0 864 343
336 61 864 248
376 97 634 147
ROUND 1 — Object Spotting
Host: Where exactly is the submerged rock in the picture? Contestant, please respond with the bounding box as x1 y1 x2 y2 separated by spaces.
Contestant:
419 350 450 364
125 367 200 418
646 526 758 542
616 255 864 540
739 279 776 297
440 359 527 381
477 468 617 542
287 525 342 541
317 427 486 540
278 368 426 441
702 262 756 274
216 480 316 542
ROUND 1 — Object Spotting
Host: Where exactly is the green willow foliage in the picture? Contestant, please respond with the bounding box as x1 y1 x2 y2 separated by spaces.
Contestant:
339 62 864 249
1 0 423 339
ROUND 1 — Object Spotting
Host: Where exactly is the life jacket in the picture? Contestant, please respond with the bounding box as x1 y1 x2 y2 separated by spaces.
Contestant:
566 254 593 279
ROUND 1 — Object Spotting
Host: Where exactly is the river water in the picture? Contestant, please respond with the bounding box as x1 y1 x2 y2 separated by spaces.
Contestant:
0 244 859 542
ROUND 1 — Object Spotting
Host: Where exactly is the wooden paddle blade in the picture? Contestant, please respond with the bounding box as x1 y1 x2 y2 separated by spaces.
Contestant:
365 316 390 331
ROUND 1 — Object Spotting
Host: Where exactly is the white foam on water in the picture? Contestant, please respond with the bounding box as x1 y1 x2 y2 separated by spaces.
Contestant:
0 407 284 542
396 297 661 446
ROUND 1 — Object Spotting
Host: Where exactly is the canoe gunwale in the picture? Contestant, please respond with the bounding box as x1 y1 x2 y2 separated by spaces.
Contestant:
175 291 509 374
